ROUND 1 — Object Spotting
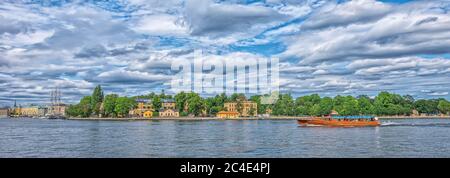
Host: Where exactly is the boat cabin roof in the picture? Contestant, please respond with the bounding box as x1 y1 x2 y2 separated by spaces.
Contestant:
331 115 374 119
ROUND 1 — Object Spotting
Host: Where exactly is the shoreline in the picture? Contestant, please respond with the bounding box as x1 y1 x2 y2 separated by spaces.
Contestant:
3 116 450 121
65 116 306 121
377 116 450 119
64 115 450 121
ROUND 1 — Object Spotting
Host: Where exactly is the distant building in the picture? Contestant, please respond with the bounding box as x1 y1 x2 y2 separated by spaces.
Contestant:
49 104 66 116
162 99 176 110
216 111 239 119
159 109 179 117
38 106 48 116
0 108 9 117
129 99 153 117
20 106 40 117
224 101 257 117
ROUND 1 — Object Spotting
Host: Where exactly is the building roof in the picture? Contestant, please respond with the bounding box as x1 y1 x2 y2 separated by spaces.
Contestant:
135 98 152 103
162 99 175 103
331 115 374 119
225 100 256 104
217 111 240 114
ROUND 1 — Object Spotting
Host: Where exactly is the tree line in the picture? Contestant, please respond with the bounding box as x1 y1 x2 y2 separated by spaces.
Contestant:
66 85 450 118
268 92 450 116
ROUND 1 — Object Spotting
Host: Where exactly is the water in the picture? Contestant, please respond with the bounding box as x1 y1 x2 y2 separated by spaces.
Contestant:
1 117 450 158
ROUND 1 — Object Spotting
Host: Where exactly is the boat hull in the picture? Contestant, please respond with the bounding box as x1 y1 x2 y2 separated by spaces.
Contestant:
298 118 380 127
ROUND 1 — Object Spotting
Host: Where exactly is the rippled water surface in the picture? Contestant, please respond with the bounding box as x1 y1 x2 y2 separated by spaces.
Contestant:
1 117 450 157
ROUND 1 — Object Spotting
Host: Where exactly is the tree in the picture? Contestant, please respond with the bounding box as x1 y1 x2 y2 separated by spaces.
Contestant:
273 94 295 116
437 100 450 115
114 97 136 117
103 94 118 117
414 99 439 115
338 96 359 115
174 92 188 112
309 104 321 116
152 96 162 111
250 95 266 114
333 95 346 113
295 94 321 116
65 104 81 117
91 85 104 116
317 97 333 116
79 96 92 117
187 94 205 116
358 95 374 114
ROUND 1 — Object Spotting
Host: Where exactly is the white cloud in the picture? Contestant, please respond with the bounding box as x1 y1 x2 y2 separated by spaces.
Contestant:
428 92 448 96
132 14 188 36
280 0 450 64
184 0 290 44
1 0 450 105
301 0 391 30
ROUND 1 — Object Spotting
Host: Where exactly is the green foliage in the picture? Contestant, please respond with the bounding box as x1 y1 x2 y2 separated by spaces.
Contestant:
65 96 92 117
65 104 81 117
114 97 136 117
67 87 450 118
294 94 321 116
414 99 439 114
438 100 450 115
79 96 92 117
316 97 333 116
338 96 359 115
186 93 205 116
174 92 188 112
91 85 104 115
272 94 295 116
180 111 189 117
103 94 118 117
152 97 162 111
357 95 374 114
374 92 412 116
250 95 265 114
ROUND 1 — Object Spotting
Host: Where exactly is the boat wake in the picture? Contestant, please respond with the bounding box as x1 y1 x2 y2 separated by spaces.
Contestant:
381 121 450 127
381 121 400 126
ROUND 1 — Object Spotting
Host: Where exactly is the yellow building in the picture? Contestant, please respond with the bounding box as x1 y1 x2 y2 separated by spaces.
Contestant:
162 99 176 110
11 107 21 116
159 109 179 117
129 99 153 117
143 110 153 118
0 108 9 117
20 106 39 117
224 101 257 117
216 111 240 119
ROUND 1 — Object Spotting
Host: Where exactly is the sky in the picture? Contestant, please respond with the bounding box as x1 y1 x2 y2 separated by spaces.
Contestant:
1 0 450 106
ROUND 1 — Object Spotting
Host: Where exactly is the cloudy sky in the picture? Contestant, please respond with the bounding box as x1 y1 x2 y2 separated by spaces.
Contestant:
1 0 450 106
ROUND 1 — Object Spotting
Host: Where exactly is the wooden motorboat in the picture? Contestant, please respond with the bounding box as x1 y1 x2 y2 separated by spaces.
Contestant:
298 115 380 127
